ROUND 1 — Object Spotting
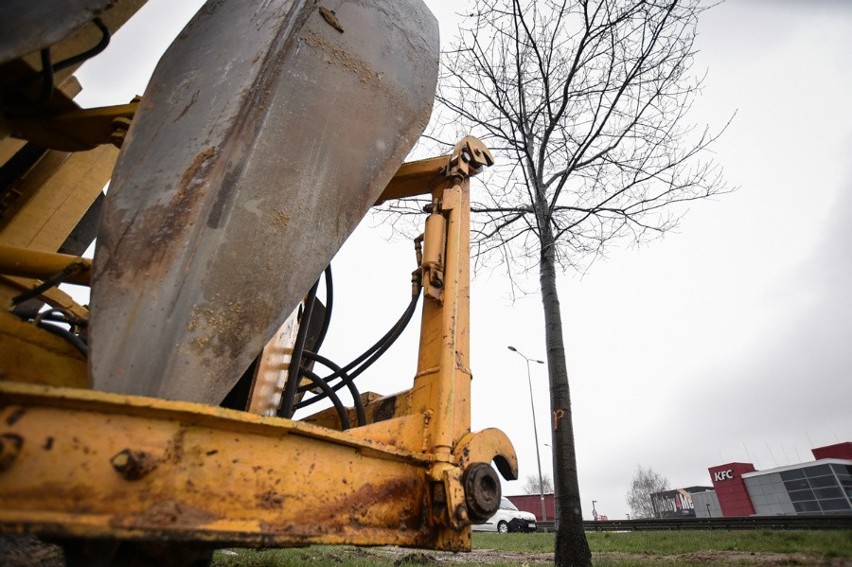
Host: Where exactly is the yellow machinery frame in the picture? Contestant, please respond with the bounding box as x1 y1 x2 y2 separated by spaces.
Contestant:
0 131 517 553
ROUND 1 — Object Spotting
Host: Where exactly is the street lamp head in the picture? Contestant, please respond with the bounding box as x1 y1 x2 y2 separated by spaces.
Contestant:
534 359 545 364
507 345 517 352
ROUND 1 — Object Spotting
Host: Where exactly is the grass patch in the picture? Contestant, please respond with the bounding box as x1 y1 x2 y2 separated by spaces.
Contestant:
474 530 852 557
472 532 555 553
212 530 852 566
587 529 852 556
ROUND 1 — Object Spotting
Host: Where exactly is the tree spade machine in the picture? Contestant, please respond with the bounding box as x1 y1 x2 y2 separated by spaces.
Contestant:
0 0 518 563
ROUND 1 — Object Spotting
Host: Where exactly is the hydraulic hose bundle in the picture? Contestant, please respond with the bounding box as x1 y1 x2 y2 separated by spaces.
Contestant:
277 264 422 429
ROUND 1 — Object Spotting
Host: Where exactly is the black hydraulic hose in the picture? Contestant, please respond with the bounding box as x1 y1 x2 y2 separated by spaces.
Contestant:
343 292 419 381
294 350 366 426
35 320 88 357
11 261 87 306
311 266 333 353
7 19 110 109
296 290 420 399
343 293 420 379
30 48 54 108
278 279 320 419
333 290 419 380
52 18 110 72
287 266 422 420
296 293 415 391
300 368 350 430
33 307 87 329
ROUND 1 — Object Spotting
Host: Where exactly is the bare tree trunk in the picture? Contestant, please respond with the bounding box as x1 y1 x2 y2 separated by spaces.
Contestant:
539 225 591 567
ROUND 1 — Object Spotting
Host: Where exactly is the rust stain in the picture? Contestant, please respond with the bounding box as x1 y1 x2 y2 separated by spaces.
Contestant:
319 7 344 33
164 427 186 463
0 433 24 472
259 491 285 509
108 147 218 280
302 30 404 108
271 209 291 230
327 478 422 528
178 148 217 201
175 89 200 121
5 407 25 426
187 295 246 357
254 476 428 539
129 500 220 528
373 397 397 422
11 481 100 513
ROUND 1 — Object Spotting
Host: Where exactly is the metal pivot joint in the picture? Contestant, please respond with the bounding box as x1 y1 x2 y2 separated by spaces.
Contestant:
463 462 501 522
444 136 494 180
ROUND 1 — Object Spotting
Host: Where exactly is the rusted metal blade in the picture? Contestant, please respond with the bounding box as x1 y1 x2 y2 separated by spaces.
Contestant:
89 0 438 403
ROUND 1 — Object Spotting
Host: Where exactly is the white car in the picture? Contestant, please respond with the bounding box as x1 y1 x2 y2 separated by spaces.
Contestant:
472 497 538 533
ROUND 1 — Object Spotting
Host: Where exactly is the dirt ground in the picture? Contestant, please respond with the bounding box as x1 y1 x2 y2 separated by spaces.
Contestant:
3 535 851 566
368 546 851 566
0 535 64 567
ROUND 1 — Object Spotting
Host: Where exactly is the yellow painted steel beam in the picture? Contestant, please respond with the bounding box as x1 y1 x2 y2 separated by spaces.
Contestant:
0 76 80 167
376 137 493 206
376 155 449 205
0 382 472 549
409 179 472 461
5 102 138 152
0 144 117 252
0 245 91 285
0 136 27 168
0 275 89 320
0 313 88 388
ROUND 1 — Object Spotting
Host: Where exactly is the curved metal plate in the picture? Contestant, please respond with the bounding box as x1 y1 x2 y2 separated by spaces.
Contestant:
90 0 438 403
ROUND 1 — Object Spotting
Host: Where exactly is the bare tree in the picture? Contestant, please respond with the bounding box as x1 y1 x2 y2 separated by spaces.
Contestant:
398 1 729 565
523 473 554 495
627 466 670 519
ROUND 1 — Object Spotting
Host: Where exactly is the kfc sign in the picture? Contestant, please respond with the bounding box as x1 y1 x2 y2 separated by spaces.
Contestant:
714 469 734 482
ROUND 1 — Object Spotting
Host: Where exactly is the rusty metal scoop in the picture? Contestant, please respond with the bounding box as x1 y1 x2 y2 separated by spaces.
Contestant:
89 0 438 403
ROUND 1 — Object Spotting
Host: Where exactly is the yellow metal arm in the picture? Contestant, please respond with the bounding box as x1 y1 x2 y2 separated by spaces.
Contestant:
0 245 91 286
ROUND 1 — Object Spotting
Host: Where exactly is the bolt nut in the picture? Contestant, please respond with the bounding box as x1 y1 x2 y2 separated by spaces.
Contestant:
463 462 501 523
110 448 158 480
110 117 133 148
0 433 24 472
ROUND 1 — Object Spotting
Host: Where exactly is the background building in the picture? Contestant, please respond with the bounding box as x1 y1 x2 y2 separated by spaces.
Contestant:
695 442 852 517
650 486 713 518
506 442 851 521
507 493 555 522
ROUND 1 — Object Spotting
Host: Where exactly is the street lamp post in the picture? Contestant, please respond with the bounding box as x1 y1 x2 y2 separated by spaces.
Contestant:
508 345 546 522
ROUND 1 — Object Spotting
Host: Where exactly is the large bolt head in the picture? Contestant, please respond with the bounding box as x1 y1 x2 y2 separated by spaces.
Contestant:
463 462 501 522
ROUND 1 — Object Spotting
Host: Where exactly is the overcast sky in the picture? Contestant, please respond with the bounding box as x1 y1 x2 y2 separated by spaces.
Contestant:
76 0 852 521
